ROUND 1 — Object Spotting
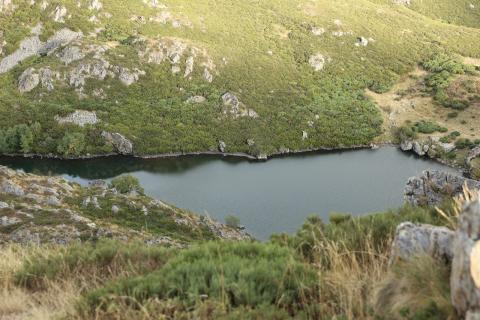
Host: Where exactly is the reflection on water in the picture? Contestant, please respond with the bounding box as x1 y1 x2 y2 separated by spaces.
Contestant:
0 147 459 239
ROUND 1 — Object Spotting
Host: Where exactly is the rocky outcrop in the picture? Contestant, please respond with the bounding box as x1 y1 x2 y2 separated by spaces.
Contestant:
55 110 99 127
0 165 251 245
102 132 134 155
389 222 455 264
309 53 326 71
221 92 259 118
18 68 40 92
0 29 83 74
405 170 480 206
58 46 85 65
393 0 411 5
451 199 480 317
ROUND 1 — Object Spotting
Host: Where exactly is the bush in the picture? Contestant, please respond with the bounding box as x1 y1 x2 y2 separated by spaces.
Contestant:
225 214 240 228
82 242 319 317
413 121 448 134
57 132 86 157
110 174 144 194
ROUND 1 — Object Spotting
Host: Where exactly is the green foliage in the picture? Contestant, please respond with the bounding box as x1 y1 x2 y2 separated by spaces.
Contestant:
455 138 477 150
57 132 86 157
0 123 39 154
271 205 444 263
413 121 448 134
15 240 172 289
82 242 319 317
225 214 240 228
109 174 144 194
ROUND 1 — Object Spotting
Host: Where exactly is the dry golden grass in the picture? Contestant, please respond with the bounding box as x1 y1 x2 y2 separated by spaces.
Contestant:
436 184 480 229
0 245 81 320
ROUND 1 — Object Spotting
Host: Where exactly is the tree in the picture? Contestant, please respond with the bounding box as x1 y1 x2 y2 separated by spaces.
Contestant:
57 132 86 157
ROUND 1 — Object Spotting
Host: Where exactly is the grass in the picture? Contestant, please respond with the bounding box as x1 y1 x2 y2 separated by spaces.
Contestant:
1 0 480 157
0 201 462 319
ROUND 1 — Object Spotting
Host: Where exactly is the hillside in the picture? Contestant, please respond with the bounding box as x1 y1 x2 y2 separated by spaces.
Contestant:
0 0 479 159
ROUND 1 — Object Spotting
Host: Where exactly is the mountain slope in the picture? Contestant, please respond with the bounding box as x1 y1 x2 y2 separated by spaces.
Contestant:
0 0 479 158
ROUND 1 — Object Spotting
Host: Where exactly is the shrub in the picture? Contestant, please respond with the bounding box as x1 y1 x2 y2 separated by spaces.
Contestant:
455 138 475 149
57 132 86 157
225 214 240 228
110 174 144 194
82 242 319 317
447 111 458 118
413 121 448 134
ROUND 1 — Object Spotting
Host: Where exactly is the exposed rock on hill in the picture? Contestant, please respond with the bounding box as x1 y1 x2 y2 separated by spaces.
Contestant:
405 170 480 206
390 222 454 264
55 110 99 127
0 28 82 74
102 132 134 155
0 166 250 245
221 92 259 118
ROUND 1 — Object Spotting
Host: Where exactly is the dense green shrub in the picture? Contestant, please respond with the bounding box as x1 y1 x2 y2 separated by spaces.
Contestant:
225 214 241 228
110 174 144 194
57 132 86 157
82 242 319 317
413 121 448 134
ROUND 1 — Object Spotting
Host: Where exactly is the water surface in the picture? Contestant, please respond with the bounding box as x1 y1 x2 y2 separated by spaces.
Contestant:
0 147 458 239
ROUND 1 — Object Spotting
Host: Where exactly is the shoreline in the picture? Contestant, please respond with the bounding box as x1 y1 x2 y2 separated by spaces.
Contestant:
0 143 465 173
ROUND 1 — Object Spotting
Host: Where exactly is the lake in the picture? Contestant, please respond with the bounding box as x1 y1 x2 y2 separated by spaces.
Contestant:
0 147 458 239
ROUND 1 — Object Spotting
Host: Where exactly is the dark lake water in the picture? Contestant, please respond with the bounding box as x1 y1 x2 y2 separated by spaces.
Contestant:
0 147 458 239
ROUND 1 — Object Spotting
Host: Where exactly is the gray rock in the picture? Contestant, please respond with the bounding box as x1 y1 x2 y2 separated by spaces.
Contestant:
302 131 309 140
1 216 21 227
58 46 85 65
111 205 119 213
0 201 9 209
89 0 103 10
247 139 255 147
389 222 454 264
102 132 134 155
405 170 480 206
221 92 258 118
451 200 480 317
39 68 57 91
400 140 413 151
39 28 83 56
52 5 67 23
1 180 25 196
18 68 40 92
46 196 61 206
0 29 82 74
218 140 226 153
56 110 98 127
0 0 13 13
309 53 326 71
184 56 194 77
118 67 144 86
0 36 42 74
413 141 426 156
187 95 206 103
393 0 411 4
355 37 369 47
203 68 213 82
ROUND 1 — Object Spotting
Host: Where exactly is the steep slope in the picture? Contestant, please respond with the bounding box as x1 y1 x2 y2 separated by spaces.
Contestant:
0 0 479 158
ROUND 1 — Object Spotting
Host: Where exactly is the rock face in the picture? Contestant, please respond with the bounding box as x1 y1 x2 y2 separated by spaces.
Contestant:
221 92 259 118
0 29 83 74
309 53 326 71
389 222 455 264
102 132 134 155
405 170 480 206
18 68 40 92
55 110 99 127
451 200 480 317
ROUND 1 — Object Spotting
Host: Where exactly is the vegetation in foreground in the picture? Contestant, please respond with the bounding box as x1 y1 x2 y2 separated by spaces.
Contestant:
0 200 462 320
